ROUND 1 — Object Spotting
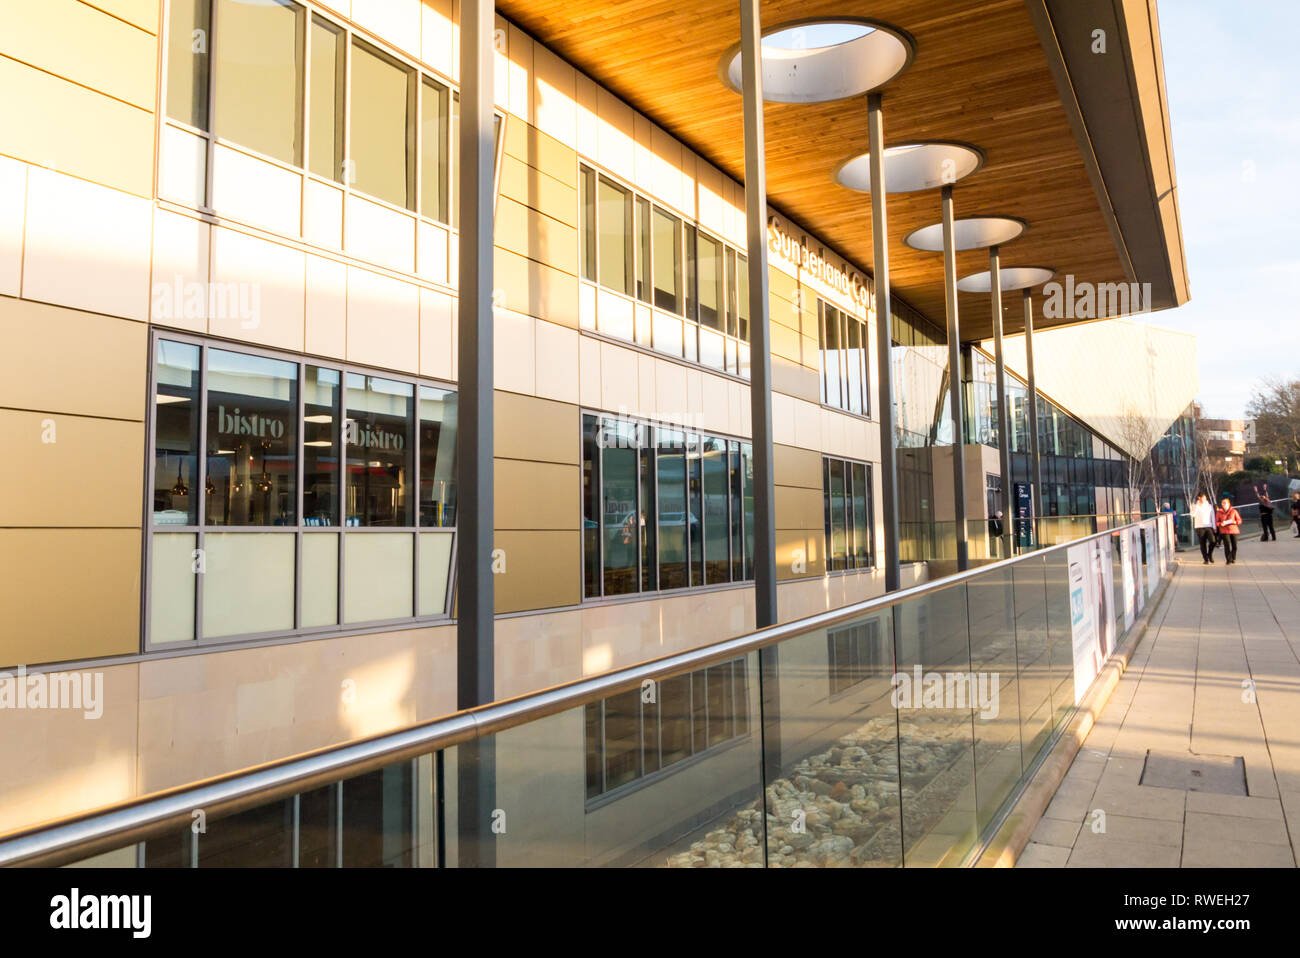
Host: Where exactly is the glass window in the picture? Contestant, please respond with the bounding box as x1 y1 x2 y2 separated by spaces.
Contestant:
725 248 738 338
603 688 642 791
635 196 651 303
166 0 212 129
656 428 689 591
303 365 340 526
845 314 865 415
652 207 682 313
345 374 413 526
213 0 305 165
684 224 698 321
419 386 456 526
851 461 870 568
601 418 639 596
420 78 450 222
696 233 723 331
349 39 414 209
729 441 743 581
153 340 201 525
827 458 847 570
205 349 298 527
597 176 633 295
659 673 692 766
583 414 601 597
639 428 657 592
820 302 843 409
701 436 730 583
307 16 344 181
687 434 704 586
579 165 596 282
737 253 750 343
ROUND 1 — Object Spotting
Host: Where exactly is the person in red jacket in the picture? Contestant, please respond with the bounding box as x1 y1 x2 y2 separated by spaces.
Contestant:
1216 497 1243 565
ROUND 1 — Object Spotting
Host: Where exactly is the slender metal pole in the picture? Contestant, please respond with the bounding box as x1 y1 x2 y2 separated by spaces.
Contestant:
741 0 776 629
868 93 900 593
941 184 968 570
1024 289 1043 534
740 0 781 819
455 0 495 869
989 247 1012 559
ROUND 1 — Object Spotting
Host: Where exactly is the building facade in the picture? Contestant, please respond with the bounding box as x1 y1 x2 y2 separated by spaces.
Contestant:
0 0 1192 845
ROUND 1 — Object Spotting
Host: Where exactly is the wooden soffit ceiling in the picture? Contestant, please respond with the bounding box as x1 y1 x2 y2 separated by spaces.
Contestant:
494 0 1133 341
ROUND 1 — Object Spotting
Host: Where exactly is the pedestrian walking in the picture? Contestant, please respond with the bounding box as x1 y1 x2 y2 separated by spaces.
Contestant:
988 511 1004 558
1291 492 1300 538
1191 493 1216 564
1257 490 1276 542
1216 497 1243 565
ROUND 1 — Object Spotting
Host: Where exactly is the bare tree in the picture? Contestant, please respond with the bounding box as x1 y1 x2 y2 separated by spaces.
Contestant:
1246 377 1300 472
1117 406 1159 517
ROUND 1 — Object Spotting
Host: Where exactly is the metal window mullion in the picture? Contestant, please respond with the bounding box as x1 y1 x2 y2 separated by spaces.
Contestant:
300 8 311 235
292 793 301 868
295 361 305 630
203 0 219 209
597 418 605 597
338 369 347 625
195 344 208 643
413 386 421 616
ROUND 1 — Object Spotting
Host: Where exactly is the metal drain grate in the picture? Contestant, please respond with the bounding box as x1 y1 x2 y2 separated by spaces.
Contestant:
1138 750 1247 795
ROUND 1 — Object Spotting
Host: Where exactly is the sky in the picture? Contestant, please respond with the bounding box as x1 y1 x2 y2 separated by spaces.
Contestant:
1153 1 1300 419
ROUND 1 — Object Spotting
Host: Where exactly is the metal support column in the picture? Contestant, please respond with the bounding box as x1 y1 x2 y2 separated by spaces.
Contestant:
941 184 968 570
1024 289 1043 530
740 0 781 802
989 247 1012 559
455 0 495 869
868 93 900 593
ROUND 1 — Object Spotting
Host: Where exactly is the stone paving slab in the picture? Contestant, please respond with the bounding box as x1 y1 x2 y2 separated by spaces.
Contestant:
1017 531 1300 867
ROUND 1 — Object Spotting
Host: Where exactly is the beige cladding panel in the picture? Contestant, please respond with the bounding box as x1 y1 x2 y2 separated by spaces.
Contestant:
0 57 154 198
0 0 159 110
495 390 579 465
494 247 580 329
498 153 578 228
775 485 823 532
494 529 580 614
774 443 823 490
503 115 578 189
495 194 578 276
0 529 141 666
775 530 824 581
0 411 144 528
87 0 159 32
495 458 579 531
0 299 147 421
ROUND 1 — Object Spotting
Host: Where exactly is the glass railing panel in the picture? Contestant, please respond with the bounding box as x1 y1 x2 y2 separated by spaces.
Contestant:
1042 548 1075 731
763 607 903 868
892 583 978 867
444 652 766 867
966 564 1023 835
1012 554 1053 764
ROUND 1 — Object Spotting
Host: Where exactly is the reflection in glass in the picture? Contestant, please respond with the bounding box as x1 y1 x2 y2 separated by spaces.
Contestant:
166 0 211 129
350 39 413 209
205 349 298 527
420 77 450 222
597 177 633 295
601 418 638 596
308 16 345 181
656 429 688 590
153 340 200 525
303 366 339 526
652 207 682 313
213 0 305 165
702 437 730 583
346 374 413 527
582 414 601 597
419 386 456 527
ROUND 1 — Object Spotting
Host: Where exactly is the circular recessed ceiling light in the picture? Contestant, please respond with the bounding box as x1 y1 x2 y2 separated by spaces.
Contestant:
956 267 1056 293
719 19 914 104
905 217 1026 252
833 142 984 193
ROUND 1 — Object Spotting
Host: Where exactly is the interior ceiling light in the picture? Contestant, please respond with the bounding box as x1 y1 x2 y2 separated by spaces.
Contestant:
905 217 1026 251
834 142 984 193
719 19 914 103
956 267 1056 293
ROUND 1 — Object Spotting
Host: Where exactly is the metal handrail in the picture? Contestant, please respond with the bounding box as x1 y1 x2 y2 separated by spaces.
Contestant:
0 517 1159 867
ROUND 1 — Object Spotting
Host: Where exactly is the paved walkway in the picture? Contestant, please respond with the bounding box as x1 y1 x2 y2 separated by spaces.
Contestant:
1019 525 1300 867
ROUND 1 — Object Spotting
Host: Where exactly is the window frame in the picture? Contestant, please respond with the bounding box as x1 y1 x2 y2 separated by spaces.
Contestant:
582 658 752 809
158 0 499 261
822 454 876 575
143 329 459 651
575 158 752 380
581 410 755 603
